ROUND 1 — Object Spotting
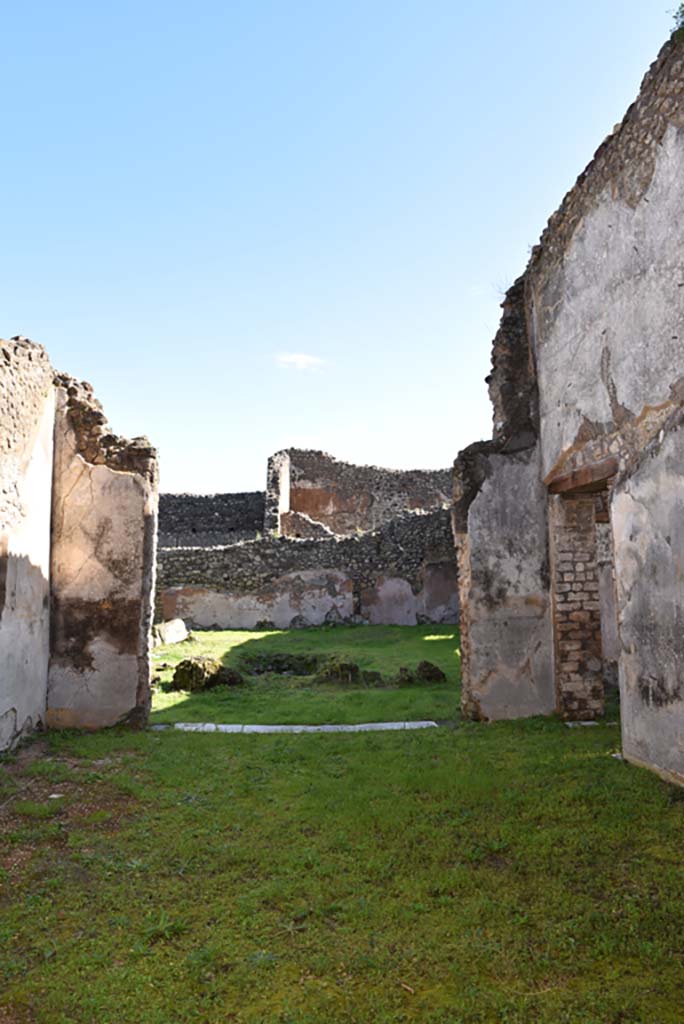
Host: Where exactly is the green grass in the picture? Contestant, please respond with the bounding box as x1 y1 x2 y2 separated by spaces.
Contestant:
2 713 684 1022
151 625 460 725
2 626 684 1022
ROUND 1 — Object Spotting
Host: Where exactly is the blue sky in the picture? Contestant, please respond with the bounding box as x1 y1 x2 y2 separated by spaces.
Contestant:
1 1 673 492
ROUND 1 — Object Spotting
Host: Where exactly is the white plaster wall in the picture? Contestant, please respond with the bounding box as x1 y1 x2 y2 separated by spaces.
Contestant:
612 426 684 784
534 125 684 479
0 389 55 750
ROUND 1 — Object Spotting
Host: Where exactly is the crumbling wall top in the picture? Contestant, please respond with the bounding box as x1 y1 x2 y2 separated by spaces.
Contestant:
54 373 157 483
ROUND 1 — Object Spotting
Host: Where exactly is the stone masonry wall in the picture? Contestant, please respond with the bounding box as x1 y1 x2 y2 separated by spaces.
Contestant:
158 508 459 629
158 492 265 548
453 279 554 721
268 448 451 537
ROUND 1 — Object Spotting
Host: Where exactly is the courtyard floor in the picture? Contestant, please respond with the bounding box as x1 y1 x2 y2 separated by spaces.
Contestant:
1 626 684 1023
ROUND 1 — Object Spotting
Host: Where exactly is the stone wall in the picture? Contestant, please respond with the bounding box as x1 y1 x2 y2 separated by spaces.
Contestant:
453 279 554 721
158 508 459 630
548 495 604 720
0 338 158 751
0 339 55 750
158 492 264 548
454 35 684 783
267 448 452 537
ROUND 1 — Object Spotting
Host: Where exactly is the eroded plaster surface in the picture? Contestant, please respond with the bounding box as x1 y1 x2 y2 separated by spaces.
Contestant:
612 423 684 783
47 394 158 728
534 124 684 482
162 569 353 630
458 446 555 720
0 380 55 749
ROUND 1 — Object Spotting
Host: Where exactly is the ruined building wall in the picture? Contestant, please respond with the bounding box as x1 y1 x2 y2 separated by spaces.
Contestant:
157 508 459 630
529 37 684 769
0 340 55 749
267 448 452 537
47 379 158 729
0 339 158 751
158 492 265 548
455 37 684 781
453 279 555 721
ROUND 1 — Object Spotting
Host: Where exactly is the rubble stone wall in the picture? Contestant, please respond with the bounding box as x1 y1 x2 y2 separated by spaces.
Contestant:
157 509 459 629
158 492 265 548
268 448 451 537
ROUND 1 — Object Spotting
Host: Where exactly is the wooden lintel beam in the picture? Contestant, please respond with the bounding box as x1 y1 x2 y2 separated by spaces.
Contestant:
546 456 619 495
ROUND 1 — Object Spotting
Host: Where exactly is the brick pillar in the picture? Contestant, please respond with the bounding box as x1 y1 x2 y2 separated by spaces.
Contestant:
548 494 604 720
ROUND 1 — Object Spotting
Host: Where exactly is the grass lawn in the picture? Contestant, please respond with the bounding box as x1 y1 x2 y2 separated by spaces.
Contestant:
2 628 684 1022
150 625 460 726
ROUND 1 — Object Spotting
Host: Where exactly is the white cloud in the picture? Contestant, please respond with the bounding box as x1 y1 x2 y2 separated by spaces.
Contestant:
275 352 325 372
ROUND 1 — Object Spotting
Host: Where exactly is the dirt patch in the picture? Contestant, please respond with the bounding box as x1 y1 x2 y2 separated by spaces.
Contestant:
0 745 138 884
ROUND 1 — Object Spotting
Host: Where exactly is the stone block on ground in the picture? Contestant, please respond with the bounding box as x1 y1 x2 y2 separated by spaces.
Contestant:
153 618 189 647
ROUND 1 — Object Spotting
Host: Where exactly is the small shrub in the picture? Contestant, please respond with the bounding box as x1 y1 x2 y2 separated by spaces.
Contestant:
673 4 684 33
169 657 246 691
314 658 360 685
241 653 320 676
415 660 447 683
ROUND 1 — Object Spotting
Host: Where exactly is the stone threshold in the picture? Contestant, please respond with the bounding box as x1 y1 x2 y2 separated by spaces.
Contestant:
150 721 439 734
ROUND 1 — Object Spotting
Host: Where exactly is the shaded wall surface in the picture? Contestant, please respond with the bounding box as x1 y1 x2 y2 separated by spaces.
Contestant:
158 509 459 629
0 340 55 749
0 340 158 751
454 37 684 782
612 417 684 783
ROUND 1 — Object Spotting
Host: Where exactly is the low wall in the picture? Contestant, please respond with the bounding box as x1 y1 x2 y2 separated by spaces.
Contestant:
158 509 459 629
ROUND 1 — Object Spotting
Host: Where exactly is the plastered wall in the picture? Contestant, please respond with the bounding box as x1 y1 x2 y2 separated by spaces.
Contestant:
454 37 684 783
611 416 684 783
0 340 55 749
0 340 158 751
47 390 158 729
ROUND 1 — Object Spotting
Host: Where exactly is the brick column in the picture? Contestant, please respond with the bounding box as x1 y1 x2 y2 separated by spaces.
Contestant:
548 494 604 719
